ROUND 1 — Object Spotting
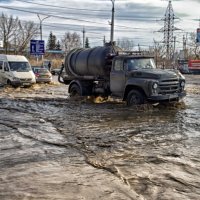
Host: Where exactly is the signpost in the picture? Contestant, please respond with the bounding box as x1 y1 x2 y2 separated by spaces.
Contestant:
30 40 45 55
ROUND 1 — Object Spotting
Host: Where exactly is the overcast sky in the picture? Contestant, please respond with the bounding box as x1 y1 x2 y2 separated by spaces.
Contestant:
0 0 199 49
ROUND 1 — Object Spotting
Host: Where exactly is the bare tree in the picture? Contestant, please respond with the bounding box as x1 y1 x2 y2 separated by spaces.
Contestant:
14 21 39 54
150 40 166 68
61 32 82 54
0 13 39 54
116 38 134 51
0 13 19 53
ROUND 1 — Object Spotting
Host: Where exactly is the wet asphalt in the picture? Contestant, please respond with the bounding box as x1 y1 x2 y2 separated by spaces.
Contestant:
0 75 200 200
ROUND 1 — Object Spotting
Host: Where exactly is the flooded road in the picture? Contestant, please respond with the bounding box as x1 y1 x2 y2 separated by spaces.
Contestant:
0 75 200 200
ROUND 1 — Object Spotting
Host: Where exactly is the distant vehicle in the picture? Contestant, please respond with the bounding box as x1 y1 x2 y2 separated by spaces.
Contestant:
188 60 200 74
51 67 61 75
31 66 40 72
178 60 200 74
0 54 36 87
33 67 52 83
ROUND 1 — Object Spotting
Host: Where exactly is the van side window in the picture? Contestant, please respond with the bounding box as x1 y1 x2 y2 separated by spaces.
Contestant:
114 59 123 71
0 61 3 70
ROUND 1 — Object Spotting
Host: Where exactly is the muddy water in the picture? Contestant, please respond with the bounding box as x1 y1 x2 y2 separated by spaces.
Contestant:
0 75 200 200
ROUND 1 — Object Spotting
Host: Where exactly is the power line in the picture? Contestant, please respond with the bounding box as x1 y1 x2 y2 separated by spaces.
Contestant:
15 0 110 12
0 5 158 32
0 5 108 26
12 0 164 22
8 0 200 25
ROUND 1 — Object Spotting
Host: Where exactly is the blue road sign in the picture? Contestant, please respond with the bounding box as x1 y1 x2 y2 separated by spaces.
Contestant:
197 28 200 45
30 40 45 55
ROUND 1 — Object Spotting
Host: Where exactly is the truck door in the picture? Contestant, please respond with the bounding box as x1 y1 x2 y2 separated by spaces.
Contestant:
110 58 126 97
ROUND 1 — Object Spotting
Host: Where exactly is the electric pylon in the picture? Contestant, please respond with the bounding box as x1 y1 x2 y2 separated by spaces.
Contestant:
159 0 179 62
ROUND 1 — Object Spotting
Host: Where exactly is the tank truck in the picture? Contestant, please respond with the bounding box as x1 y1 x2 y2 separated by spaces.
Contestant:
58 44 186 106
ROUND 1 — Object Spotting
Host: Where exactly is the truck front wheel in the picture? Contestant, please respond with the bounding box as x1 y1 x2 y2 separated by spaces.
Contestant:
126 89 145 106
69 84 81 97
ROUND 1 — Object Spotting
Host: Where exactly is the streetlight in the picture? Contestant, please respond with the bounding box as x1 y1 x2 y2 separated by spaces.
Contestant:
110 0 115 44
37 14 50 41
37 14 50 63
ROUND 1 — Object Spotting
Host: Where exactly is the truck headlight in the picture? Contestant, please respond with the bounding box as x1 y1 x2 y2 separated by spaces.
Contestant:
152 82 158 89
180 81 185 88
180 81 185 91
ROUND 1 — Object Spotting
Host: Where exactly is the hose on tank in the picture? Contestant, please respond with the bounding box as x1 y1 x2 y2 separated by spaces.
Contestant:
58 64 64 84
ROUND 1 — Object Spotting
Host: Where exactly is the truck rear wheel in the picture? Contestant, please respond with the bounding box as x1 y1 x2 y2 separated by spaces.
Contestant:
69 84 81 97
126 89 145 106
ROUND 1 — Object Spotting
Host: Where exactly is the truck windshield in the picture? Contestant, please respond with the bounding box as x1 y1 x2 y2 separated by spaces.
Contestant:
9 62 31 72
125 58 156 71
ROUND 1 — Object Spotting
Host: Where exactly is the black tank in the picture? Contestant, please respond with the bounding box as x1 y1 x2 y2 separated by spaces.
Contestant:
65 46 119 77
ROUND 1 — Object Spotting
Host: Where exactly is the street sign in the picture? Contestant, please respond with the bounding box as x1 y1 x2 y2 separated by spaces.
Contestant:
30 40 45 55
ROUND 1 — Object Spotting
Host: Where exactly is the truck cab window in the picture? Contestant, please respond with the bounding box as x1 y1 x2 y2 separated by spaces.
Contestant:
124 59 136 71
114 59 123 71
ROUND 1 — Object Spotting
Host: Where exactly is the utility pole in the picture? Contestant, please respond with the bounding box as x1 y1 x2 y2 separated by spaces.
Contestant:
82 27 85 48
138 44 141 51
173 36 176 66
183 35 187 59
110 0 115 44
153 39 159 67
103 36 106 46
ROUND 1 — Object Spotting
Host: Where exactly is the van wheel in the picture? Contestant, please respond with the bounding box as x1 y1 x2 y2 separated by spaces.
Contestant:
126 89 145 106
69 84 81 97
7 80 12 85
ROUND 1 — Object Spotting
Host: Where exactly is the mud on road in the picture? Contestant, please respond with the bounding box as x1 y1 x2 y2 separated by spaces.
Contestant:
0 75 200 200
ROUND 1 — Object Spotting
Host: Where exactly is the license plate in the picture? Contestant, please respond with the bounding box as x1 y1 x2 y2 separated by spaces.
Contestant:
23 83 31 86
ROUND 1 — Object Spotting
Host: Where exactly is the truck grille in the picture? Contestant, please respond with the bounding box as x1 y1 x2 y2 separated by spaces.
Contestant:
158 78 179 94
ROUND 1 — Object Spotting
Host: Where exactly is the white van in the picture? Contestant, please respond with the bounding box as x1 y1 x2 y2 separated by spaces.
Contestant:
0 54 36 87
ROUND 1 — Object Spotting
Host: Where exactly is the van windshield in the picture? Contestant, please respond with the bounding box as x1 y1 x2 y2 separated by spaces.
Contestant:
9 62 31 72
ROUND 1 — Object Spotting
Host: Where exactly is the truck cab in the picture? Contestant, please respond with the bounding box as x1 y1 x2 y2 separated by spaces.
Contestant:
110 54 186 105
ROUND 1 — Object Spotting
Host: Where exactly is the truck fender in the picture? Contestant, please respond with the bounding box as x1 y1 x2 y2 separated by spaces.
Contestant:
68 80 83 95
123 85 146 101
